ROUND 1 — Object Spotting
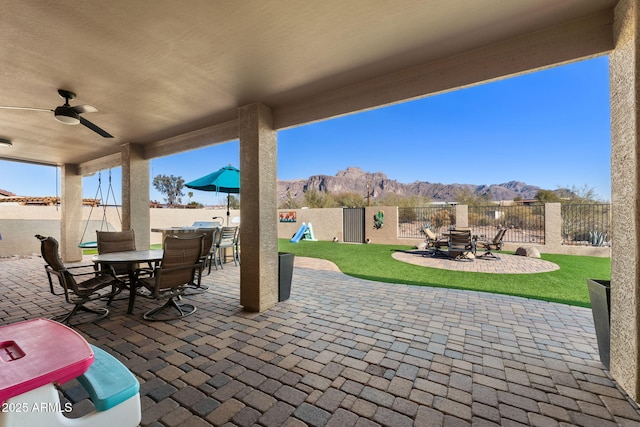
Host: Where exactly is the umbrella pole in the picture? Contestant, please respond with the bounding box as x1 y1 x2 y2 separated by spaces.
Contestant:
227 194 230 225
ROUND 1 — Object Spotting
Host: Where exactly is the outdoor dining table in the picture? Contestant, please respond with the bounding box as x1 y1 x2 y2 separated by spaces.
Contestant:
92 250 163 314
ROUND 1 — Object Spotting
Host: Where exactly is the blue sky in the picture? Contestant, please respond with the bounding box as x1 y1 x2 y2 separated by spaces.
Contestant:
0 56 611 205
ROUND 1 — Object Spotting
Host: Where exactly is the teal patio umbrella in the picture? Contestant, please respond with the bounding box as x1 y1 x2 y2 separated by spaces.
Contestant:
186 165 240 224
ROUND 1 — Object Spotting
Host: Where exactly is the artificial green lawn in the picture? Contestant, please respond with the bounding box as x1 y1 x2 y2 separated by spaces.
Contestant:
278 239 611 308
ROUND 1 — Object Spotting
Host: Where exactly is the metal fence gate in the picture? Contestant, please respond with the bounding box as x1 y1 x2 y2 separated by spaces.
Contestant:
343 208 365 243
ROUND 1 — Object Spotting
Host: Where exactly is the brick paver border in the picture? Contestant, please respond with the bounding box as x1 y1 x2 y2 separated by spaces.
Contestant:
392 250 560 274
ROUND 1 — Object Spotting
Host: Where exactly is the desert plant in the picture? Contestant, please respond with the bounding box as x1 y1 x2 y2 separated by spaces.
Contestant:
429 208 455 230
589 230 608 246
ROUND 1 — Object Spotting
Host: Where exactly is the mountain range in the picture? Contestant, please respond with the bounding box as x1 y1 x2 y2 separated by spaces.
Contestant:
277 167 542 205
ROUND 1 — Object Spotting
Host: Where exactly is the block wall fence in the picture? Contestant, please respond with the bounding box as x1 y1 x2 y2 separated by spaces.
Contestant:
277 204 609 257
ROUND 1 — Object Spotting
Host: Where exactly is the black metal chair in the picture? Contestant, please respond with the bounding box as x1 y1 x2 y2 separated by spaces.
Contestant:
135 234 204 321
35 234 123 324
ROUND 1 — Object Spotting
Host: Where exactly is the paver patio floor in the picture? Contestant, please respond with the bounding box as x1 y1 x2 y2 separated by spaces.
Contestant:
0 255 638 426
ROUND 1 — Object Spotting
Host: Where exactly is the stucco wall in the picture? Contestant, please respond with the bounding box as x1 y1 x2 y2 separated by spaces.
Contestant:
278 208 343 241
365 206 400 244
0 205 236 256
0 205 123 256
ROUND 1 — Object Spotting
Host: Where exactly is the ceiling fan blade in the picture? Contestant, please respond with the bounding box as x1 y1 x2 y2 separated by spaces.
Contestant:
71 104 98 114
79 116 113 138
0 106 52 112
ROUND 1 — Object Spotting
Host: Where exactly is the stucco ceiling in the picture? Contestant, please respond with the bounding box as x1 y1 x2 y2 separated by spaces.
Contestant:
0 0 616 167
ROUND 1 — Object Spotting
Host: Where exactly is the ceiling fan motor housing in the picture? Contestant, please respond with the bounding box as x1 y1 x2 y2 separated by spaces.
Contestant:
54 105 80 124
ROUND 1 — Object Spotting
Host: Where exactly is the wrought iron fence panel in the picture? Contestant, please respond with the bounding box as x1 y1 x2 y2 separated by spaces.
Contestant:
468 204 545 244
561 203 611 246
398 206 456 239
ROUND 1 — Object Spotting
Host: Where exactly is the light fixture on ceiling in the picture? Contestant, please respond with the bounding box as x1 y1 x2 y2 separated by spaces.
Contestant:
53 106 80 125
0 138 12 147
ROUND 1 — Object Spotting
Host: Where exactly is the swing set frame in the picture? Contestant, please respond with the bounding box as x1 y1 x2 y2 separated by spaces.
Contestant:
78 170 122 248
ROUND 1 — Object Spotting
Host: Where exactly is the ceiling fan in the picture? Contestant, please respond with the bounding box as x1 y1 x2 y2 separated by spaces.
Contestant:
0 89 113 138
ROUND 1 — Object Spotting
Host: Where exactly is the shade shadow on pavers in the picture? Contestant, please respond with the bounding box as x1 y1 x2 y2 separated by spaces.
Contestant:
2 256 640 427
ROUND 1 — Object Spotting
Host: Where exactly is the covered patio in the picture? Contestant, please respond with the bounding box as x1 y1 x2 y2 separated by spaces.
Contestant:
5 0 640 413
1 255 637 426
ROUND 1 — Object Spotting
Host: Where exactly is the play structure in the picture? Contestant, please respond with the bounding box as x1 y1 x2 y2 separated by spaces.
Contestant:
290 222 317 243
0 318 141 427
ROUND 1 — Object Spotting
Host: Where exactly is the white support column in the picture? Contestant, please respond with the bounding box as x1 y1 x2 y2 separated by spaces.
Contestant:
121 143 150 250
238 103 279 312
60 164 83 262
610 0 640 402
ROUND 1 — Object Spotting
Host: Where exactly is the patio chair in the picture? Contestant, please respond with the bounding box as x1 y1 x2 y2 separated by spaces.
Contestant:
475 228 507 259
212 226 239 270
183 228 214 293
197 227 216 276
35 234 123 325
205 227 221 274
447 228 475 261
422 228 448 258
135 234 204 321
96 230 138 281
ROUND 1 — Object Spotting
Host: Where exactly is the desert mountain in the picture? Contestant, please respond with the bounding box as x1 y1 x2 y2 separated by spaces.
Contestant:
278 167 541 205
